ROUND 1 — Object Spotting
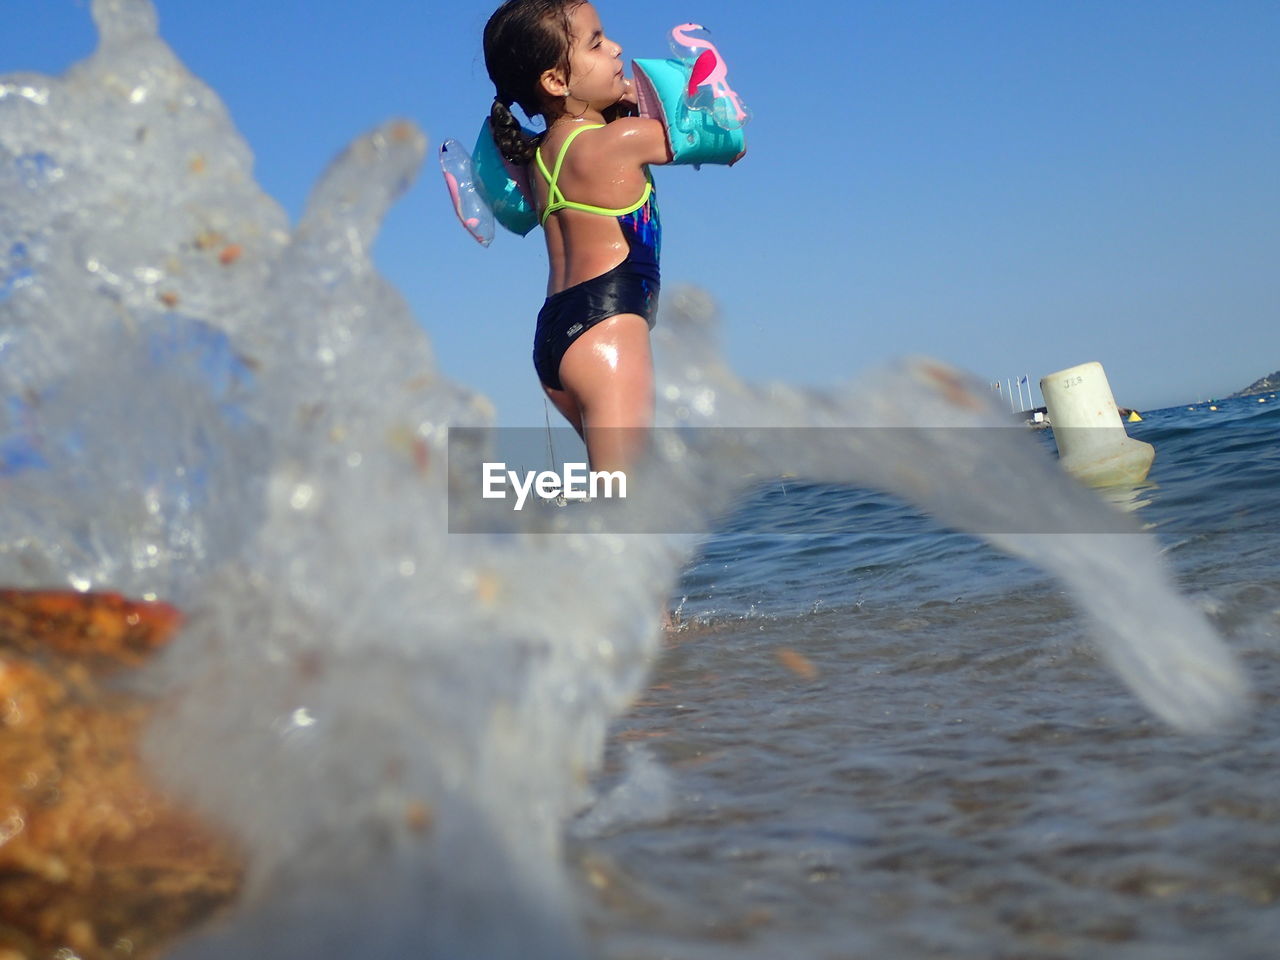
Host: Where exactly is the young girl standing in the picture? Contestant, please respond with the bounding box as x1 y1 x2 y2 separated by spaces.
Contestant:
484 1 672 471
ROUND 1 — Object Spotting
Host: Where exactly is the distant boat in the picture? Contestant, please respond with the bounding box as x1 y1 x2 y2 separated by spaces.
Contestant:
1018 406 1050 429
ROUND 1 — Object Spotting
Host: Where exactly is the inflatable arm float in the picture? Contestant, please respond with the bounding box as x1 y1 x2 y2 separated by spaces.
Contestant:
632 23 749 168
441 24 749 245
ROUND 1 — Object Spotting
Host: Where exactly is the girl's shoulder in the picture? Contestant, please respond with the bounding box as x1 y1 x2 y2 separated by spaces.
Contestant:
574 117 671 167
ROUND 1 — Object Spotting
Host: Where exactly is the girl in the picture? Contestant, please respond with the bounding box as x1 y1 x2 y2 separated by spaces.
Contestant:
484 1 671 471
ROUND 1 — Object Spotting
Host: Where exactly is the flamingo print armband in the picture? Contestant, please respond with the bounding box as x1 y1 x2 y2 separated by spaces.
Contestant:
632 24 750 168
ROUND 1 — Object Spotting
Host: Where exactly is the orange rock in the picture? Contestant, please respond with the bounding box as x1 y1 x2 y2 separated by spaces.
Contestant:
0 589 182 667
775 647 818 681
404 799 433 834
0 588 243 959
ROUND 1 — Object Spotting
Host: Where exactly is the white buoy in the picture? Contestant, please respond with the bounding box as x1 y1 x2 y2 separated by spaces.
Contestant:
1040 361 1155 485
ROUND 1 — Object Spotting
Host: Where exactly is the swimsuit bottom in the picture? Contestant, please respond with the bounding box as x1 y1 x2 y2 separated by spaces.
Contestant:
532 260 660 391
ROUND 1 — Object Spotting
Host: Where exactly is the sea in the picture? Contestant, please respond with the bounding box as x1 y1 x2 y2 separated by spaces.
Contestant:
581 393 1280 959
2 4 1278 958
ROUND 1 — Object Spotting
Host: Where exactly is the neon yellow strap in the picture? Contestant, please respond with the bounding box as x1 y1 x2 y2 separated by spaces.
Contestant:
535 123 652 225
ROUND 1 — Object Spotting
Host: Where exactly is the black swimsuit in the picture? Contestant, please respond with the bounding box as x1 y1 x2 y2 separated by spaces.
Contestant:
531 124 661 392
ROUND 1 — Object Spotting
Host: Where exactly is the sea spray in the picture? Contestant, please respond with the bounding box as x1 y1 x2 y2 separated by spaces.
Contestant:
640 313 1249 731
0 1 1249 957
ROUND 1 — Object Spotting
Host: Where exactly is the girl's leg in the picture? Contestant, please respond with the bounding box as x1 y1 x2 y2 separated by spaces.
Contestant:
542 383 584 438
555 313 654 472
555 314 670 630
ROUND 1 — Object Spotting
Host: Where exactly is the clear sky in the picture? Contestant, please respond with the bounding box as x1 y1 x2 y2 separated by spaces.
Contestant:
7 1 1278 421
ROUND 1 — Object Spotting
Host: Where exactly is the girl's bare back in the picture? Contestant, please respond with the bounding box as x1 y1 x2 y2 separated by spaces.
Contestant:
532 118 665 293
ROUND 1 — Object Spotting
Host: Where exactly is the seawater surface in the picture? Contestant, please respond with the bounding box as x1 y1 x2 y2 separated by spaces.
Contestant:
581 396 1280 958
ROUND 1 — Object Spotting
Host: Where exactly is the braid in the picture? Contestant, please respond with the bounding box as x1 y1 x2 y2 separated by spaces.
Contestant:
483 1 580 163
489 98 536 166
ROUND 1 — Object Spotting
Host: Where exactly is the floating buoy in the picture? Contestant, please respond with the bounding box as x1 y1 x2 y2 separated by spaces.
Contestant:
1040 361 1154 486
1128 410 1143 423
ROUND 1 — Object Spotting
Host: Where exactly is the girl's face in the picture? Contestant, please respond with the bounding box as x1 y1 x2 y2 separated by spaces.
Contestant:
559 2 625 109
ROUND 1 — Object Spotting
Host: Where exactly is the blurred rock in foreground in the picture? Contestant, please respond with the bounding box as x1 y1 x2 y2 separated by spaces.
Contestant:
0 589 242 960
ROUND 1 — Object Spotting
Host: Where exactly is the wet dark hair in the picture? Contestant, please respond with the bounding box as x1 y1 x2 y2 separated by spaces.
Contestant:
483 0 582 165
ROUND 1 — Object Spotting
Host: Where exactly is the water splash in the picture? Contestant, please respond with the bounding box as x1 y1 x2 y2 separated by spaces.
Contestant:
0 2 1248 957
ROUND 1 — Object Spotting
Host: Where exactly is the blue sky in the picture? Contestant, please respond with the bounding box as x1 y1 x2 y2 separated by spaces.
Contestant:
8 1 1278 422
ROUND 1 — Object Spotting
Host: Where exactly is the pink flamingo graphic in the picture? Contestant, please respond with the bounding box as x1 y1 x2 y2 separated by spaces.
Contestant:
670 23 749 129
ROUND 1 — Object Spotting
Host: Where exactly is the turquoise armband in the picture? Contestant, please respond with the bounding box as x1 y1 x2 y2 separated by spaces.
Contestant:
471 118 537 237
631 25 750 167
632 57 746 167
